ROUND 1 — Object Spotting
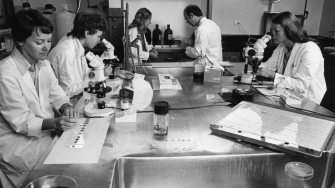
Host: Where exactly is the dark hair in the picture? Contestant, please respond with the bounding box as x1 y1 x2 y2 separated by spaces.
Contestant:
184 4 203 17
128 8 152 33
272 11 312 43
12 9 53 45
68 11 108 39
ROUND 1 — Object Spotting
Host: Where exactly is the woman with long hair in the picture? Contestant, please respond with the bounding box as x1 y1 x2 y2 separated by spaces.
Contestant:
127 8 158 71
257 11 326 104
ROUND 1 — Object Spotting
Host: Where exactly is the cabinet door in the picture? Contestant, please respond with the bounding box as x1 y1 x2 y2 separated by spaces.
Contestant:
321 85 335 113
227 52 241 62
222 52 241 62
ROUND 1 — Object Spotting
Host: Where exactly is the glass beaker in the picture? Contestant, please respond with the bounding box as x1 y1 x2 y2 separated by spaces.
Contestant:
153 101 169 135
283 162 314 188
193 57 206 82
275 77 286 94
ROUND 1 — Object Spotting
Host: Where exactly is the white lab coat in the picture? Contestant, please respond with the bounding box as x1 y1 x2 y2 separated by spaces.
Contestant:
0 48 70 187
185 17 223 65
260 42 326 104
48 36 90 99
127 27 153 69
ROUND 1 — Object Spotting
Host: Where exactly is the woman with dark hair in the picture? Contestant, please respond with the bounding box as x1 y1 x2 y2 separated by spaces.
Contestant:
48 11 132 104
0 9 78 187
257 11 326 104
127 8 158 70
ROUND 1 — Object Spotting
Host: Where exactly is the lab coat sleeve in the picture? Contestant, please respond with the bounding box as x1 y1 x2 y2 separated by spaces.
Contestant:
129 28 149 60
260 44 283 72
0 73 43 137
45 62 70 110
53 52 84 98
185 28 208 58
274 44 322 94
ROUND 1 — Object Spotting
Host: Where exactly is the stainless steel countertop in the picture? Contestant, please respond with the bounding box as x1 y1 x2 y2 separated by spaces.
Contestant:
21 63 335 188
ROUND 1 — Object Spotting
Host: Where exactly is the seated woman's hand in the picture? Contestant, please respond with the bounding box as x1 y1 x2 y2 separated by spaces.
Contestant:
149 51 158 59
55 116 78 131
62 106 79 118
115 70 134 80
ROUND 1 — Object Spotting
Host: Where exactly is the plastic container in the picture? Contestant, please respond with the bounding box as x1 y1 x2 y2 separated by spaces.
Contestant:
56 4 75 41
25 175 77 188
154 101 169 135
283 162 314 188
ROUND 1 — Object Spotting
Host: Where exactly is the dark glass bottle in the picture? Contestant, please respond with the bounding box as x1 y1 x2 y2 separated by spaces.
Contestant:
152 24 162 46
144 28 151 44
164 24 173 46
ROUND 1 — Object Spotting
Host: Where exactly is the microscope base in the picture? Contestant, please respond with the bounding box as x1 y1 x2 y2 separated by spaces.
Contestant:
237 73 255 84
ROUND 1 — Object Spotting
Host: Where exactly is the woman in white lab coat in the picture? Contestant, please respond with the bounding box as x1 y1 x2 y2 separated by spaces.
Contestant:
257 11 326 104
126 8 158 71
0 9 78 188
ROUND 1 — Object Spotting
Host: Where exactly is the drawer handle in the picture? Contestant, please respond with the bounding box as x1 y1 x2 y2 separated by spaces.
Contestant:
165 57 174 60
229 56 237 59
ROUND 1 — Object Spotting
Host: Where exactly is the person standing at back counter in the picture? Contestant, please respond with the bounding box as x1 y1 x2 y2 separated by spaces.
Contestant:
180 4 223 66
0 9 78 187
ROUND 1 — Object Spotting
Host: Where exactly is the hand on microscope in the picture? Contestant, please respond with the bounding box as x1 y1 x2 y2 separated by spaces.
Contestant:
115 70 134 80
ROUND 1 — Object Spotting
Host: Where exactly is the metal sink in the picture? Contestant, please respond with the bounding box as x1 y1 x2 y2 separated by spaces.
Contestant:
111 153 318 188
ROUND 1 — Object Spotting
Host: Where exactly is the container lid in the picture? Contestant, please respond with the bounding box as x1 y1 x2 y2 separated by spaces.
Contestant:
285 162 314 180
154 101 169 114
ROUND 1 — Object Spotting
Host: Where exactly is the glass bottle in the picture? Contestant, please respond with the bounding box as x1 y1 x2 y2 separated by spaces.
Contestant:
152 24 162 46
193 56 206 82
120 88 129 111
144 27 151 45
153 101 169 135
275 77 286 94
164 24 173 46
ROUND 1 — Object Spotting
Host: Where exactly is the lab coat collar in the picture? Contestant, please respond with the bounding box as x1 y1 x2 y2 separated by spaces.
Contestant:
71 36 86 59
11 47 47 77
11 47 43 101
197 17 207 27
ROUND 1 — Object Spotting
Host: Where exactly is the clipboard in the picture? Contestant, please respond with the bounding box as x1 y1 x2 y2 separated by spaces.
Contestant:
210 101 335 158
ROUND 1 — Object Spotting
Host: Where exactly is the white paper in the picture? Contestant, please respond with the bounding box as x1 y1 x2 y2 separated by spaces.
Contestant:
44 117 112 164
130 79 153 111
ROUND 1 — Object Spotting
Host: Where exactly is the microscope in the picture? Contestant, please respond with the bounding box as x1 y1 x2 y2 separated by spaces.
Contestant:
82 39 122 117
234 32 272 84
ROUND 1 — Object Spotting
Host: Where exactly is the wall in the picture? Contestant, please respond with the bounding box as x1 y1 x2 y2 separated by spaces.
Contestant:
319 0 335 38
110 0 204 40
11 0 330 37
212 0 323 35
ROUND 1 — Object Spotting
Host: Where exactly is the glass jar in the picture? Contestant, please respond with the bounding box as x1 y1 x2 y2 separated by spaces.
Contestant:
153 101 169 135
193 57 206 82
275 77 286 95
